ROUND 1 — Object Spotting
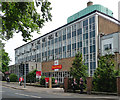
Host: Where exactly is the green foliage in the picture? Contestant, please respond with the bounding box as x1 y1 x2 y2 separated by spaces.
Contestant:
70 52 88 89
70 52 88 81
1 1 52 42
0 42 2 72
0 41 10 73
93 54 119 92
52 77 55 84
26 69 37 83
40 76 55 85
9 73 18 82
40 76 46 85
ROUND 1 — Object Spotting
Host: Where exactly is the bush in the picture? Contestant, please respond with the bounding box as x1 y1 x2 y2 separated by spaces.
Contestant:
26 69 37 83
9 73 18 82
52 77 55 84
40 76 46 85
40 76 55 85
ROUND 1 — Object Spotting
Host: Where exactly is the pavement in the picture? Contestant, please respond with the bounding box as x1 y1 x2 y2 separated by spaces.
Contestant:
2 81 120 99
2 81 64 93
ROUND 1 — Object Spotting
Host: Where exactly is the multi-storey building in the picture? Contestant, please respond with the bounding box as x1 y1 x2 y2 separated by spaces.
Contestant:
14 2 120 83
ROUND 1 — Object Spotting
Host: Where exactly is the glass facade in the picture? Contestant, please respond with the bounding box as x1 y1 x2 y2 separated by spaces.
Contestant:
15 15 97 76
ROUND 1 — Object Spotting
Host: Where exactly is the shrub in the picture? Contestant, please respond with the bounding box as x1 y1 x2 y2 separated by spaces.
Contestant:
52 77 55 84
40 76 55 85
9 73 18 82
26 69 37 83
40 76 46 85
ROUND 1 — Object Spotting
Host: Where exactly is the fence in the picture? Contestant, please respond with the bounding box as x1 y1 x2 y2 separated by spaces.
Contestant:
64 77 120 96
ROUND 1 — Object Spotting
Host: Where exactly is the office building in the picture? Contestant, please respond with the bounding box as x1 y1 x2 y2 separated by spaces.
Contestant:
14 2 120 83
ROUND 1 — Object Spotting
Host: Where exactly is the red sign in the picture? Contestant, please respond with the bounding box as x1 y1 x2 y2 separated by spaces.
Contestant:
45 77 49 83
36 71 41 78
55 80 57 84
52 65 62 70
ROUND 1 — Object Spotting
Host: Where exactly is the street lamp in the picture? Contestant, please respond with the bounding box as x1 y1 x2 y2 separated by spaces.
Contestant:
22 52 26 88
24 62 26 88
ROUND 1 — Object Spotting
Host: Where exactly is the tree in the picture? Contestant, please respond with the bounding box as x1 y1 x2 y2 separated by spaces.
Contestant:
0 41 10 73
93 54 120 92
1 1 52 42
70 52 88 82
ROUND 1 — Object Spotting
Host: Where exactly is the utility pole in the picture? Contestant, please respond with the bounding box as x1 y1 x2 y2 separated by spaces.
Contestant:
24 63 26 88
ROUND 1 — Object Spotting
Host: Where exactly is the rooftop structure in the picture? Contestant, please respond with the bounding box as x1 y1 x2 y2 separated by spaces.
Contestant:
67 2 113 23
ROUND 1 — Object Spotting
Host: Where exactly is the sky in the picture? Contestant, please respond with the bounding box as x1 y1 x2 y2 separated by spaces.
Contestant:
4 0 120 65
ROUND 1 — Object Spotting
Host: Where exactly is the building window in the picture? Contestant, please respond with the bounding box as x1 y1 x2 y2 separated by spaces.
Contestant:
63 35 66 40
51 39 54 44
72 43 76 50
72 31 76 37
89 16 95 24
55 38 58 43
83 19 88 27
59 36 62 41
63 46 66 52
67 33 71 39
48 41 50 45
67 45 71 51
77 28 82 35
104 44 112 51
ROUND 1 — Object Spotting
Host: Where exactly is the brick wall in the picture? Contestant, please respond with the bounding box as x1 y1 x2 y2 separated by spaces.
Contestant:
114 53 120 70
98 16 120 35
42 57 75 73
117 77 120 96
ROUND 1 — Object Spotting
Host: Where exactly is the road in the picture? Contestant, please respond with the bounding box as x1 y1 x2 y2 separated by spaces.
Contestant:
2 86 120 100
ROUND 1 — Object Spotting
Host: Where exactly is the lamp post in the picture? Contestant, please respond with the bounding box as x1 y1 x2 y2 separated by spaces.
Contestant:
0 71 2 100
32 47 37 69
24 62 26 88
22 52 26 88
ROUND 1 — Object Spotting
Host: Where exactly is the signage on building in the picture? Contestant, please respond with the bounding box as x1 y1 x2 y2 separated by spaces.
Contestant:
52 65 62 70
54 60 59 65
36 71 41 78
45 77 49 83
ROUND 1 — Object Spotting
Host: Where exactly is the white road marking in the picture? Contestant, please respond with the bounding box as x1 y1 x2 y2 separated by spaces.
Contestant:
15 93 29 97
30 95 41 98
0 91 4 92
15 93 42 98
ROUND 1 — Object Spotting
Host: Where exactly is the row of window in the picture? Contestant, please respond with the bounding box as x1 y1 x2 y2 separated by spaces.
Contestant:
16 16 96 64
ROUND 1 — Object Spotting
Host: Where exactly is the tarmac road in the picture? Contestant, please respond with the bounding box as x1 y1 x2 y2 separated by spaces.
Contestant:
2 86 120 100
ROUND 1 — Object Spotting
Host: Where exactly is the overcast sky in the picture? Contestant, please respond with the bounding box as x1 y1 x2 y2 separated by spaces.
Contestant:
4 0 120 65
